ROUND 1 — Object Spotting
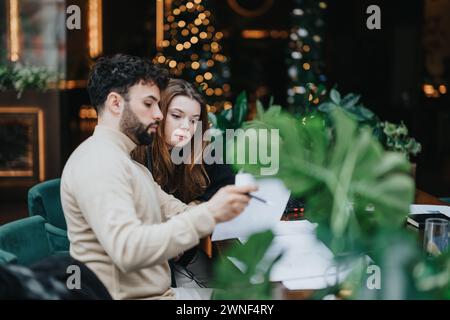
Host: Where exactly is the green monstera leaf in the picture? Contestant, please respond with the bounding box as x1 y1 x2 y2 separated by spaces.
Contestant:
212 230 280 300
213 107 449 299
232 91 248 128
235 109 414 255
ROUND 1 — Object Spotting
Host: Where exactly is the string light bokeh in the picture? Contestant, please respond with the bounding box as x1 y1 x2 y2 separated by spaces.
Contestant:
154 0 232 112
286 0 328 113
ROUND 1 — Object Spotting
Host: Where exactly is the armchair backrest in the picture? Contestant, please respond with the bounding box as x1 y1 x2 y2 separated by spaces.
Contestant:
28 178 67 230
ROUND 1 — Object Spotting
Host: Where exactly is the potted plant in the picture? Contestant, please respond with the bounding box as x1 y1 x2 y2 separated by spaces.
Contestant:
208 91 249 133
0 63 61 188
318 89 378 127
376 121 422 178
213 106 449 299
0 63 55 98
317 89 422 177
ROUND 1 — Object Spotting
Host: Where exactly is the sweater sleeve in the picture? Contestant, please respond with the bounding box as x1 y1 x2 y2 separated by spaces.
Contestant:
71 156 215 273
153 181 189 220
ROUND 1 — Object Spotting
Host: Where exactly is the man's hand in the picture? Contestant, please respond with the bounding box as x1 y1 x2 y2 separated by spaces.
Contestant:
206 185 258 223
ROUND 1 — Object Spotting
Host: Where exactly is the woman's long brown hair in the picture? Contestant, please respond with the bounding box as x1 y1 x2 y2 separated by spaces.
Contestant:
131 78 210 203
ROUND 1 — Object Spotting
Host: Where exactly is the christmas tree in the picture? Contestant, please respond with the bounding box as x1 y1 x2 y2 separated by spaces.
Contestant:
286 0 328 114
154 0 232 111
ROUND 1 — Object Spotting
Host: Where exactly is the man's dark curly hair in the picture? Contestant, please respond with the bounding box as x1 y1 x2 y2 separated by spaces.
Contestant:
87 54 169 113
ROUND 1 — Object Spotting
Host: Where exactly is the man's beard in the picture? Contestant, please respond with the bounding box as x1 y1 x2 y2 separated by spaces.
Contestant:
119 102 155 146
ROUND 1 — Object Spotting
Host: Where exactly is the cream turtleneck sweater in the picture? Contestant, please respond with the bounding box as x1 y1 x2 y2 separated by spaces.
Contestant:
60 125 215 299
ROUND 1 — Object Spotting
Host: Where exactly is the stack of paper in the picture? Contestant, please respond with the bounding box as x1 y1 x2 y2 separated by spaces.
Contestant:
211 178 290 241
270 222 353 289
229 220 354 290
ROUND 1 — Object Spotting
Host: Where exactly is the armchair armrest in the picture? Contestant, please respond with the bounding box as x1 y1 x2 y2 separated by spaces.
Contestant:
0 249 18 264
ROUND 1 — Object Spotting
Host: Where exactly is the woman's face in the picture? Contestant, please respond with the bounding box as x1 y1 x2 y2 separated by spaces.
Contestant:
164 95 201 148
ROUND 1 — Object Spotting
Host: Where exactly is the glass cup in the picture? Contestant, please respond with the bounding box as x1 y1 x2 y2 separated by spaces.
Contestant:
423 218 449 256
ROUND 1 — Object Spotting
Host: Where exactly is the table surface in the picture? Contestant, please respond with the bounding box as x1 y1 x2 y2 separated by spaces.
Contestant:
213 189 449 299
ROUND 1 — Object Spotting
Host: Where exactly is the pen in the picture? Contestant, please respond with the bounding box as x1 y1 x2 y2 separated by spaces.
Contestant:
247 193 270 205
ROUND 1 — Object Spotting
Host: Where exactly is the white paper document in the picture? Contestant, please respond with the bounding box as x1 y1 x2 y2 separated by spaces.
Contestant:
269 234 337 282
228 220 355 290
410 204 450 217
272 220 318 236
211 178 290 241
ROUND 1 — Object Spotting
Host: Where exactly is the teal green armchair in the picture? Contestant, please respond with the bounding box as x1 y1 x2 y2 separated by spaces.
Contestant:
0 248 17 264
27 179 69 253
0 216 53 265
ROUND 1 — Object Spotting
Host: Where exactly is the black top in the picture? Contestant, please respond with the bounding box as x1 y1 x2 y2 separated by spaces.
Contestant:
196 162 236 201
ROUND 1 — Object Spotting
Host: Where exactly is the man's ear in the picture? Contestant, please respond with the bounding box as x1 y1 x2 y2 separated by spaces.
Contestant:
105 92 124 115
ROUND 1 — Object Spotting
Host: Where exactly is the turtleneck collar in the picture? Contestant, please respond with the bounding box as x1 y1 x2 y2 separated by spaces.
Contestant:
93 125 137 155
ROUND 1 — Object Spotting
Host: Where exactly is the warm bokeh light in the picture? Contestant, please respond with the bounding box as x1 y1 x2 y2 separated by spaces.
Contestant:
204 72 213 80
191 61 200 69
242 29 268 39
157 55 166 63
8 0 20 61
88 0 103 58
423 84 434 96
224 102 233 110
169 60 177 68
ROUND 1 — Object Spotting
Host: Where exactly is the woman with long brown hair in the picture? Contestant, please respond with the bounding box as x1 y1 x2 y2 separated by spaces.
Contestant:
132 78 235 288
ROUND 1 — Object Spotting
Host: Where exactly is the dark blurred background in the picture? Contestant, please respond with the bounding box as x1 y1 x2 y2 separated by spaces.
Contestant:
0 0 448 223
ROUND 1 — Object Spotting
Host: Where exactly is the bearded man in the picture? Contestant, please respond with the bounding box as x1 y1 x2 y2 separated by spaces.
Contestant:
60 54 256 300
